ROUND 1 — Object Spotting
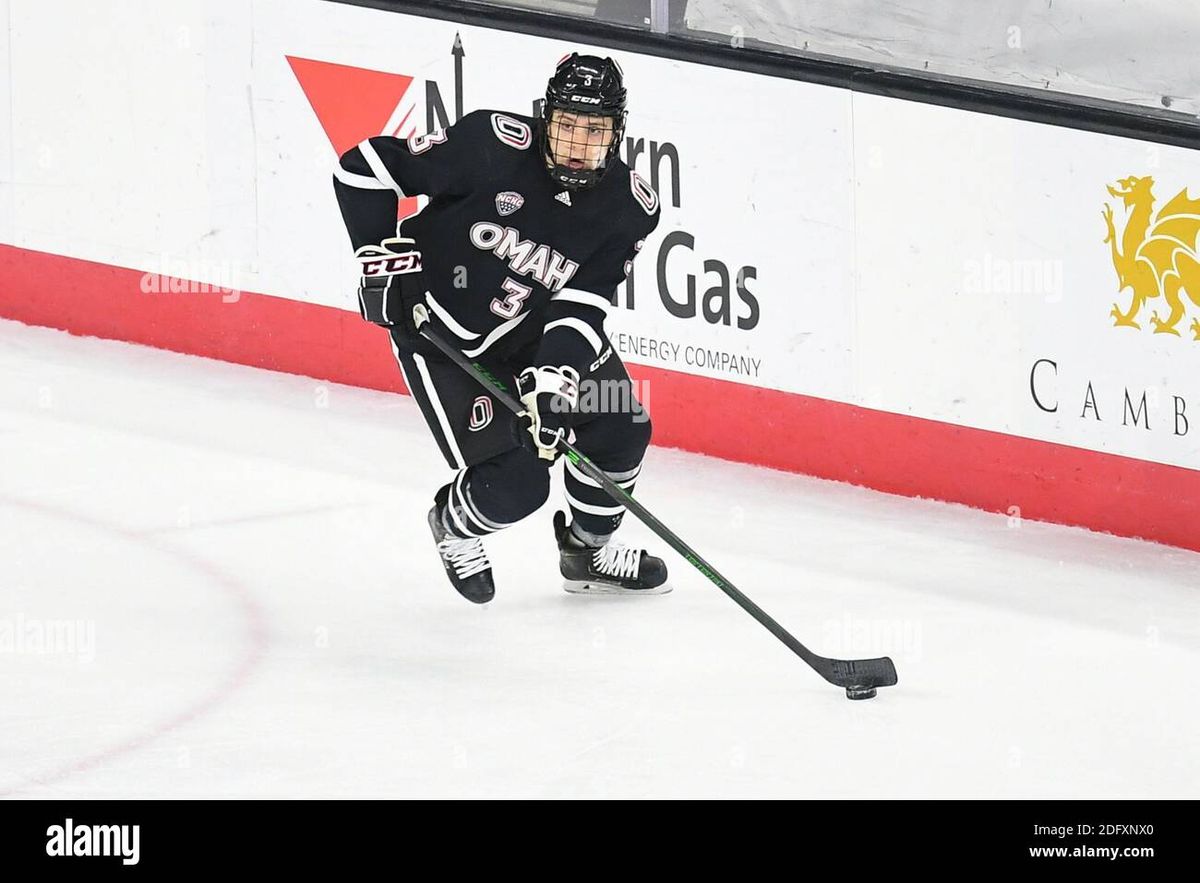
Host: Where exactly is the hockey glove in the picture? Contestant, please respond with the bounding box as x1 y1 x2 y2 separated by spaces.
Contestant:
354 237 424 338
517 365 580 462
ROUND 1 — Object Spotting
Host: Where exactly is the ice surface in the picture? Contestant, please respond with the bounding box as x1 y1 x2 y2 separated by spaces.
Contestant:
1 318 1197 798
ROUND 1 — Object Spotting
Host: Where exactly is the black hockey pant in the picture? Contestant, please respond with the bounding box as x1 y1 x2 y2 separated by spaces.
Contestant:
390 332 651 543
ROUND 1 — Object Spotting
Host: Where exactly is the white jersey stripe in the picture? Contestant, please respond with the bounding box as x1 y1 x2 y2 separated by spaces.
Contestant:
391 338 462 468
451 473 491 535
564 488 626 516
458 473 518 531
424 291 481 341
444 491 484 538
357 139 405 197
412 351 466 470
380 284 392 325
462 312 529 358
333 162 392 190
604 464 642 484
564 457 601 488
543 317 603 356
552 288 611 312
565 457 640 490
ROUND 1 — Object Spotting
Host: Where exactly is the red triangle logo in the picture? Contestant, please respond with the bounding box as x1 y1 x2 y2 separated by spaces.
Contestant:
287 55 414 155
287 55 422 219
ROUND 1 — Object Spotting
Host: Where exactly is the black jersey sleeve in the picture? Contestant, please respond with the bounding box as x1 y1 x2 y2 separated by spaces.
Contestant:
536 196 660 376
332 110 488 250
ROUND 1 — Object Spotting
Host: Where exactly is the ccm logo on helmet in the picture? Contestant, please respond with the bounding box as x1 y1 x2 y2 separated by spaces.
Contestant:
569 95 602 104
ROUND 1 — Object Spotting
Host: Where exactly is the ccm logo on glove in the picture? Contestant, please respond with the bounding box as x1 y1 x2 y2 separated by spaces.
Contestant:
355 237 423 277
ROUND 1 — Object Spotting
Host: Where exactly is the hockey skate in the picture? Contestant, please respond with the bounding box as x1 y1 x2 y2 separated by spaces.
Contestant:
428 485 495 604
553 511 670 595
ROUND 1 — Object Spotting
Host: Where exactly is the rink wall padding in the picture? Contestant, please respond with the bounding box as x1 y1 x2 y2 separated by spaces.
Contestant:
3 243 1198 555
0 245 408 397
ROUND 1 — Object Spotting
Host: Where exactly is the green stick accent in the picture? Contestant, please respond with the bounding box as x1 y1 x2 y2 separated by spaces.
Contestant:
471 362 509 393
686 555 725 588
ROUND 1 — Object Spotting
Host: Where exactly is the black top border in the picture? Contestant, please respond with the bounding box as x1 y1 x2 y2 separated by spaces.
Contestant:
328 0 1200 151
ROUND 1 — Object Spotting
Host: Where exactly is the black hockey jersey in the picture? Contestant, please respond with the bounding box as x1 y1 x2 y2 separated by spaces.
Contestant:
332 109 661 375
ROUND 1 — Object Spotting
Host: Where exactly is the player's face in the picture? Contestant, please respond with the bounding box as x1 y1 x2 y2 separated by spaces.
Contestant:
547 110 615 172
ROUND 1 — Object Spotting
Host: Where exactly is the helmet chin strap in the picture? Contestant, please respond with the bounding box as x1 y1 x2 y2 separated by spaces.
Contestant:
547 160 603 191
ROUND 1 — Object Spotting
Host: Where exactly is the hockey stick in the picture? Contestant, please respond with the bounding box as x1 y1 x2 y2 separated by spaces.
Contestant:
412 305 897 696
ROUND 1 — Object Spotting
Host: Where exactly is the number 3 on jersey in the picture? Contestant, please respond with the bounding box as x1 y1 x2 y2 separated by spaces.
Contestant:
490 277 532 319
407 129 448 155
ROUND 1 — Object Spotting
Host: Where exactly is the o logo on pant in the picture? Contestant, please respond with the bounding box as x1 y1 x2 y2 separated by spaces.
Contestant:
468 396 494 431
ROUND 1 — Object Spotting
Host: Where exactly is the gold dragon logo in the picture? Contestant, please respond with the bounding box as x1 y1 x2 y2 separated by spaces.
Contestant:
1103 175 1200 340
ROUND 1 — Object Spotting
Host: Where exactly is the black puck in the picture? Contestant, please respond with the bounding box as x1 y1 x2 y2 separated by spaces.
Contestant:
845 685 877 700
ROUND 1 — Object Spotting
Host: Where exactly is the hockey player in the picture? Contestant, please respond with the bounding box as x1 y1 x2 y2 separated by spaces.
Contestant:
333 53 669 604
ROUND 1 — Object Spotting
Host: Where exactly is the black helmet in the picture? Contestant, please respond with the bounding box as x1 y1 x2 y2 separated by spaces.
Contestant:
542 53 627 190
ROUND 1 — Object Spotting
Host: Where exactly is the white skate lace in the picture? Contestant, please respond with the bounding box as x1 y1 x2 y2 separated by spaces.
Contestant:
592 542 641 579
438 535 491 579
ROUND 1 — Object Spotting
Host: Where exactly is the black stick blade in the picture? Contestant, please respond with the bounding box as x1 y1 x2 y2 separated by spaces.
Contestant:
821 656 898 690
